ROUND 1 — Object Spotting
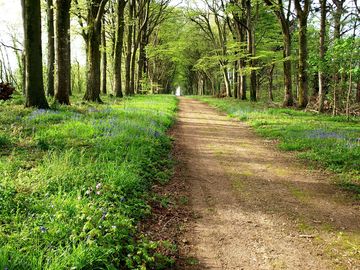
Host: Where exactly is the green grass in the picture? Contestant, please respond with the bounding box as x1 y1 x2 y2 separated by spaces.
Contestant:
0 94 177 269
193 96 360 194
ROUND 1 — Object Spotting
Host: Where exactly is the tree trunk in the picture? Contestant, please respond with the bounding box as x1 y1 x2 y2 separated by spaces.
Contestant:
356 81 360 103
22 0 49 108
282 26 294 106
55 0 71 105
333 0 344 40
101 19 107 95
47 0 55 97
21 53 26 95
68 42 72 96
83 0 108 102
113 0 126 98
264 0 294 106
137 22 148 93
125 0 135 96
234 60 239 99
223 66 231 97
294 0 310 108
84 30 102 102
268 63 275 101
130 20 138 94
246 0 257 101
239 26 247 100
318 0 327 112
332 0 344 114
297 17 309 108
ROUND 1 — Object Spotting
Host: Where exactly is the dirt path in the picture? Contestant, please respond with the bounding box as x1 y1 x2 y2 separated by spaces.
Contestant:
173 98 360 270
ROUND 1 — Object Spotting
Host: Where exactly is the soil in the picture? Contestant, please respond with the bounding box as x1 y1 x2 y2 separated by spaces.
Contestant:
166 97 360 270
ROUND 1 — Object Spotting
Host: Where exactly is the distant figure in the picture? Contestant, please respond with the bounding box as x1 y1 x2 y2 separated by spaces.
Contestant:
175 86 181 96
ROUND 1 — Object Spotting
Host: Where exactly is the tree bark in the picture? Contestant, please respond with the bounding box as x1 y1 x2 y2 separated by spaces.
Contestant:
47 0 55 97
246 0 257 101
137 18 148 93
318 0 327 112
130 17 138 94
223 67 231 97
83 0 108 102
282 29 294 106
332 0 345 114
125 0 135 96
268 63 275 101
234 60 239 99
113 0 127 98
294 0 310 108
55 0 71 105
239 25 247 100
101 19 107 95
22 0 49 108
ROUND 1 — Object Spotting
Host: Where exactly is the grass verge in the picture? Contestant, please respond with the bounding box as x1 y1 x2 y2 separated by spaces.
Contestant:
0 94 177 269
193 96 360 196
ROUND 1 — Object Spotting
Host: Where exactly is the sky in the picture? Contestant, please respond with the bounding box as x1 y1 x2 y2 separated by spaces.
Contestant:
0 1 23 69
0 0 85 69
0 0 189 71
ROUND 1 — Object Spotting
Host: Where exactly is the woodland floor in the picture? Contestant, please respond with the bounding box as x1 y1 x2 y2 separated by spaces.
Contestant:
166 97 360 270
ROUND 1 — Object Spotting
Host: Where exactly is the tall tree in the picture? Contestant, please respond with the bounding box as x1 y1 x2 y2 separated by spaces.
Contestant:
294 0 310 108
331 0 345 114
125 0 135 96
74 0 108 102
113 0 127 97
130 0 150 93
137 0 171 92
318 0 327 112
246 0 257 101
47 0 55 97
22 0 49 108
55 0 71 105
101 18 107 95
230 0 247 100
264 0 294 106
190 1 232 97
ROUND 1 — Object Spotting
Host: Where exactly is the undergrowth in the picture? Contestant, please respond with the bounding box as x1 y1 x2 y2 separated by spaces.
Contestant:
0 94 177 269
194 96 360 196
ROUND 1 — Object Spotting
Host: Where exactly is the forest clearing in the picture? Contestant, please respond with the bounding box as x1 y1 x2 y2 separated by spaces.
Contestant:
0 0 360 269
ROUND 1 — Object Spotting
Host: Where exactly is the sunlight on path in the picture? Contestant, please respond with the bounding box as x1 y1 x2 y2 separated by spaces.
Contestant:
174 97 360 270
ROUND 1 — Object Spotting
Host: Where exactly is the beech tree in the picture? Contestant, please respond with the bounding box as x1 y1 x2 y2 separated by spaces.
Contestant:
189 1 232 97
47 0 55 97
318 0 327 112
11 0 359 112
55 0 71 105
22 0 49 108
74 0 108 102
113 0 127 97
125 0 135 96
230 0 247 100
264 0 294 106
101 18 107 95
294 0 310 108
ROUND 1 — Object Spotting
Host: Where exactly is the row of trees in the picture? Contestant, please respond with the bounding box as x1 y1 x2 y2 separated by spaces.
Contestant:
19 0 171 108
3 0 359 113
155 0 358 113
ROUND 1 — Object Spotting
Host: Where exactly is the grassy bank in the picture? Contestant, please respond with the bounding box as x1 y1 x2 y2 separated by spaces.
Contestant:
193 96 360 195
0 95 177 269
